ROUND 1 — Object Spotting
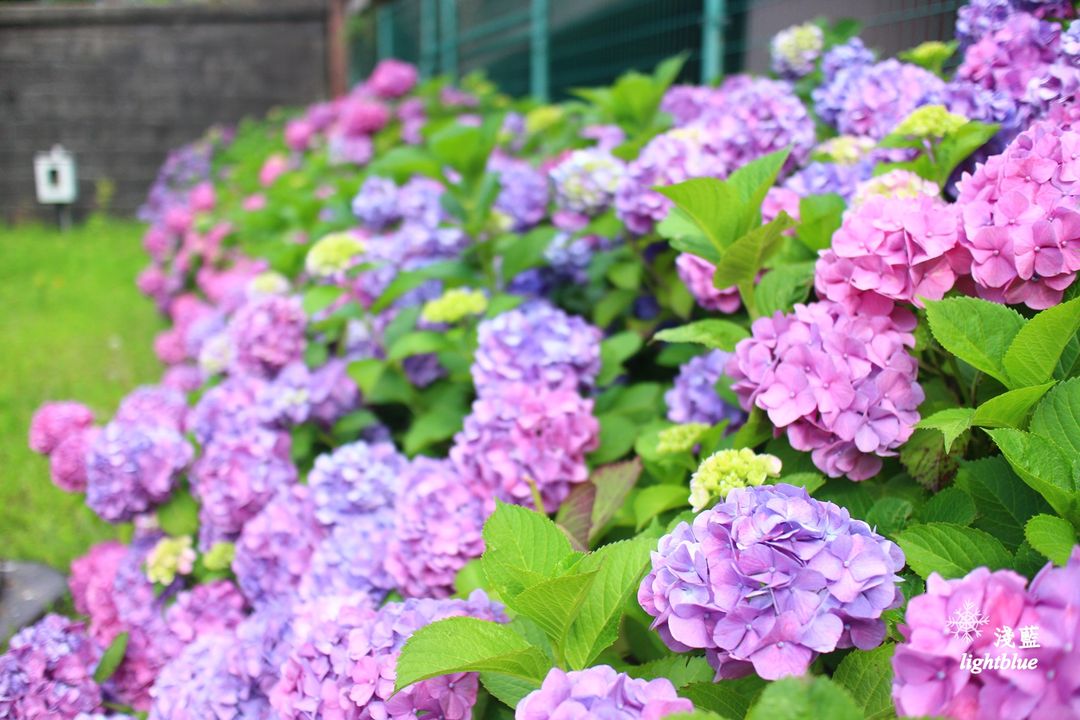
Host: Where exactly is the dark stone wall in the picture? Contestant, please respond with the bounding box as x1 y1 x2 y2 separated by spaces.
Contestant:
0 1 330 221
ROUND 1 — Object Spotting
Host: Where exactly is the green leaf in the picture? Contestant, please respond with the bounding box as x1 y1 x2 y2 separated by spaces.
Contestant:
900 428 961 491
634 485 690 530
865 497 914 536
681 677 766 718
394 617 552 692
372 260 472 313
564 538 653 668
831 643 897 720
507 571 599 645
796 193 846 252
972 383 1055 429
895 522 1013 579
745 676 862 720
955 457 1051 552
1004 298 1080 386
778 472 825 495
918 487 976 526
429 115 502 183
726 148 793 227
657 207 719 263
347 359 412 405
711 214 795 289
301 285 344 315
1030 377 1080 460
479 672 542 708
156 489 200 537
917 408 974 453
924 296 1026 386
94 632 129 684
653 320 749 351
589 413 638 465
386 331 453 361
367 145 442 182
481 502 575 598
497 226 557 281
754 262 816 317
624 655 715 687
985 428 1079 524
588 459 644 543
1024 514 1078 565
598 331 644 386
555 483 596 551
654 178 741 255
934 121 1001 185
403 388 468 454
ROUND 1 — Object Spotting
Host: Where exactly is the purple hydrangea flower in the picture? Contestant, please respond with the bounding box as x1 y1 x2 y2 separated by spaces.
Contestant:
491 154 550 231
665 350 745 427
164 580 248 646
226 295 307 378
186 375 265 446
814 59 946 139
956 0 1015 47
472 301 602 394
782 160 874 201
191 428 297 549
307 439 405 527
549 148 626 217
387 457 492 598
820 37 875 82
517 666 693 719
256 362 312 426
86 422 193 523
957 12 1060 103
0 614 103 719
230 600 296 699
233 484 325 608
352 176 400 230
114 385 188 432
149 632 272 720
309 358 361 425
450 382 599 512
300 514 396 602
727 301 923 481
639 483 905 680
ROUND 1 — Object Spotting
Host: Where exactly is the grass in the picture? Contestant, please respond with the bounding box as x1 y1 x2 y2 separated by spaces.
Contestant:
0 217 163 570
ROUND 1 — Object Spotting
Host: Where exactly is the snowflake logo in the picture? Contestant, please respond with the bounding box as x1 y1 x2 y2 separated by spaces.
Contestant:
945 600 990 641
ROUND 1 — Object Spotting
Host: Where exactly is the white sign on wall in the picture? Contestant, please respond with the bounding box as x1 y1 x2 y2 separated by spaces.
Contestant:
34 145 78 205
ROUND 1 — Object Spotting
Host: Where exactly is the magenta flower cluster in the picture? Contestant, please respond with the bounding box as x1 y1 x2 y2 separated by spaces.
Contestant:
516 666 693 719
727 301 923 480
893 548 1080 719
956 119 1080 308
638 483 905 680
816 193 969 315
0 615 103 718
28 401 97 493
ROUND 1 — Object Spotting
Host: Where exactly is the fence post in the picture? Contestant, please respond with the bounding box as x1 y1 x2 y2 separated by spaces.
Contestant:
376 4 395 60
420 0 438 79
440 0 458 79
701 0 725 84
530 0 550 101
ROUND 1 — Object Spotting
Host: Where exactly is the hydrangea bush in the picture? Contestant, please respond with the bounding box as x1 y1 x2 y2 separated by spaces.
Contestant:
11 4 1080 718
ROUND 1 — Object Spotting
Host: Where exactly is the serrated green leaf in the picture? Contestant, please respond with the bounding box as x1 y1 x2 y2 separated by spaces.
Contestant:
711 214 795 289
481 502 575 598
564 538 653 668
1003 297 1080 387
555 483 595 551
681 676 766 718
93 632 129 684
918 487 976 526
754 261 816 317
634 485 690 530
654 178 742 254
796 193 846 252
1024 514 1077 565
985 428 1079 524
598 331 643 386
653 320 749 351
479 671 542 708
924 297 1026 386
657 207 720 263
916 408 973 452
955 457 1051 552
386 331 453 361
971 383 1055 429
745 675 862 720
507 571 599 645
832 643 897 720
394 617 552 692
900 428 960 491
866 497 914 536
896 522 1013 579
1030 377 1080 461
624 655 715 688
589 413 637 465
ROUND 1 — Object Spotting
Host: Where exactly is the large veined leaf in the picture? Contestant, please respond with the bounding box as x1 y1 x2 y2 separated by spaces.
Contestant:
986 428 1080 525
1003 297 1080 387
745 676 862 720
1030 378 1080 463
955 457 1051 551
924 297 1026 386
971 382 1055 429
831 643 897 720
1025 514 1078 566
480 502 574 598
652 319 749 351
895 522 1012 579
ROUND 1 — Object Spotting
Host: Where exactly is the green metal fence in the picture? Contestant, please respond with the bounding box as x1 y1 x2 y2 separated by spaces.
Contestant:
352 0 965 99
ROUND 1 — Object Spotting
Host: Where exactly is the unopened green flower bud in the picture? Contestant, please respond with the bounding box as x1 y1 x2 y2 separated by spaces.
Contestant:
421 288 488 324
145 535 196 585
689 449 782 512
656 423 710 454
305 232 364 277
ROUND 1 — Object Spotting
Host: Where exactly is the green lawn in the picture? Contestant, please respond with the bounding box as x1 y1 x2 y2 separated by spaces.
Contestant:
0 217 162 569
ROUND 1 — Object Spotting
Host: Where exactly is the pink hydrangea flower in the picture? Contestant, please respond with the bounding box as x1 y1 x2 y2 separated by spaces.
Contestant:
366 59 419 99
49 426 98 493
675 253 741 313
259 154 289 187
816 194 969 314
28 401 94 455
226 295 307 378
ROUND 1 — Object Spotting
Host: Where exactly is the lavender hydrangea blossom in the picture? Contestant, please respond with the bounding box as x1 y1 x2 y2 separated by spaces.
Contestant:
306 439 405 527
665 350 745 427
226 295 307 378
471 302 602 394
114 385 189 432
639 483 905 681
86 422 193 523
352 176 401 230
491 154 550 230
517 666 693 719
0 615 103 719
815 59 947 139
